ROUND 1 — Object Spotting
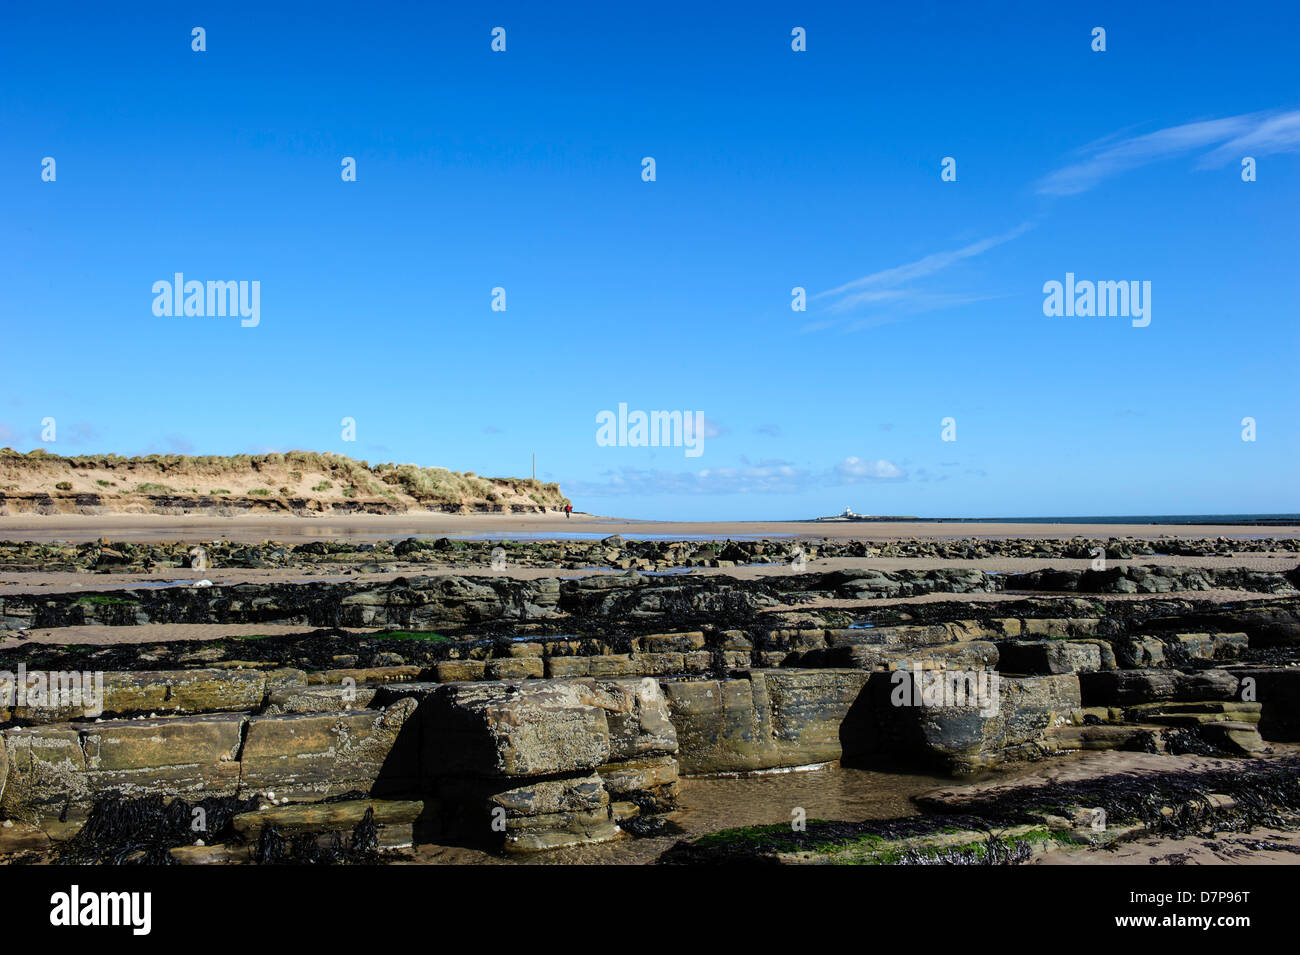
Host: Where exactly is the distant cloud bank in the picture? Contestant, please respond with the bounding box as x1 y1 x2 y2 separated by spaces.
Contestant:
567 455 906 496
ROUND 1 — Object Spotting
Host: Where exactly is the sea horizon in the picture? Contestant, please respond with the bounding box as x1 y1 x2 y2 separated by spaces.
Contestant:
922 513 1300 526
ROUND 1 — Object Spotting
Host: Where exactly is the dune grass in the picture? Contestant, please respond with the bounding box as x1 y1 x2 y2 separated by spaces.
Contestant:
0 447 569 507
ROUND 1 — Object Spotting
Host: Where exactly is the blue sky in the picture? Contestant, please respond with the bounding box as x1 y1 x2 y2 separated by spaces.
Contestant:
2 2 1297 520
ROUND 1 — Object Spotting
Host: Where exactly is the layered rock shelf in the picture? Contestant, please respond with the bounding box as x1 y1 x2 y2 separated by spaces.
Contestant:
2 534 1297 575
1 534 1298 864
4 564 1299 634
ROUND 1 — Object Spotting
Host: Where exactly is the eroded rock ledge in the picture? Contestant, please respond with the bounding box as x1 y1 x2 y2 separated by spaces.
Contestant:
2 534 1296 575
2 560 1298 861
3 563 1297 633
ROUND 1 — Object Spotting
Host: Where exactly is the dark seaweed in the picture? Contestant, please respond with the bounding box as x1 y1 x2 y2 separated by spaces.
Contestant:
252 807 380 865
58 792 261 865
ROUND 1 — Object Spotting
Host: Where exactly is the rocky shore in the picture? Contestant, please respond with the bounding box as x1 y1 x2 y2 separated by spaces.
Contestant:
1 529 1297 865
3 533 1297 576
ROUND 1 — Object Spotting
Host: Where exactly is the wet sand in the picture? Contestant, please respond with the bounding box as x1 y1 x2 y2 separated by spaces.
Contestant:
1034 827 1300 865
1 512 1297 544
402 762 961 865
922 750 1300 867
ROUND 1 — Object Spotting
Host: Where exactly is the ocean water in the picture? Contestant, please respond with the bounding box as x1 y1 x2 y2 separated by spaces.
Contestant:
935 514 1300 526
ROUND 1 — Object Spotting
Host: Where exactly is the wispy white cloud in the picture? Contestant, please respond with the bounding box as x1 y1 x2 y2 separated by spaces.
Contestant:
810 224 1032 326
808 106 1300 332
816 223 1034 303
1200 110 1300 166
835 456 904 481
835 290 1001 315
1036 109 1300 195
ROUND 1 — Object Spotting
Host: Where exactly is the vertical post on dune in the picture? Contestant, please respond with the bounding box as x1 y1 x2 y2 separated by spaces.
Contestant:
532 453 535 481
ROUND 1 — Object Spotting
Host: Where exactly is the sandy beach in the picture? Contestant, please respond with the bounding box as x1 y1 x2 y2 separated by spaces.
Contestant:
2 511 1297 544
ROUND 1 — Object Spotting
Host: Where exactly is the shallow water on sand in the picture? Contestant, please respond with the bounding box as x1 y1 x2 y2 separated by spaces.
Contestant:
425 532 796 542
403 762 981 866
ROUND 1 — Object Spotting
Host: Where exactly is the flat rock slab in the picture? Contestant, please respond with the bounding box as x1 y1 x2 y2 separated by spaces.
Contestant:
239 699 419 799
265 683 379 714
2 700 420 821
232 798 433 847
0 726 86 821
168 844 250 865
484 774 608 818
663 669 871 774
424 681 612 777
83 714 246 772
105 667 305 716
1048 723 1166 752
1079 668 1240 706
996 640 1102 675
420 677 677 778
0 820 50 855
0 667 307 723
